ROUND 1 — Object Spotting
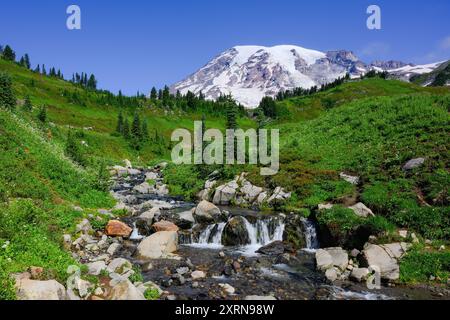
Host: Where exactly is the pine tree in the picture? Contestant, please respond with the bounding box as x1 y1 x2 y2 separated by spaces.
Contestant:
2 45 15 61
37 106 47 123
226 103 237 130
95 161 110 192
87 74 97 90
122 118 130 139
131 112 141 140
116 111 124 134
19 56 25 67
150 87 158 100
259 96 277 118
23 95 33 112
0 72 16 111
66 130 85 166
34 64 40 73
42 65 47 75
24 54 31 69
141 118 149 142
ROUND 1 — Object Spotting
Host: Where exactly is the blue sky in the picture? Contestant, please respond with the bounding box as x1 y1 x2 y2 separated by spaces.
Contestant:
1 0 449 95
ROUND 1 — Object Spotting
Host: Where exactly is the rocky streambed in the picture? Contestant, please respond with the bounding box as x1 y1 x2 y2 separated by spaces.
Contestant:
14 161 448 300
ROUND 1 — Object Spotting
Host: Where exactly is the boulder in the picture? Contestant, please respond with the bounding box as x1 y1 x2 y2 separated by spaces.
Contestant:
350 268 370 282
339 173 360 185
213 182 238 205
107 258 133 275
135 231 178 260
107 242 122 256
256 241 295 256
318 203 334 210
219 283 236 295
156 184 169 196
349 203 375 218
105 220 132 238
76 219 92 234
136 208 159 233
152 221 179 232
361 243 410 281
86 261 107 276
283 215 307 249
194 200 221 224
133 182 155 194
267 187 291 204
109 279 145 300
15 279 67 300
402 158 425 171
222 216 250 246
325 268 339 282
191 270 206 280
255 192 268 206
145 172 159 180
240 181 263 203
178 210 195 227
315 248 349 272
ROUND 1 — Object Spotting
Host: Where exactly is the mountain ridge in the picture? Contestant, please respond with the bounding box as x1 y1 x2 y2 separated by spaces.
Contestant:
170 45 446 108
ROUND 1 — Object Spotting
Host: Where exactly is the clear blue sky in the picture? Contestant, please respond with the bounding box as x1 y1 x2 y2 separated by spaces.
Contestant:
1 0 449 95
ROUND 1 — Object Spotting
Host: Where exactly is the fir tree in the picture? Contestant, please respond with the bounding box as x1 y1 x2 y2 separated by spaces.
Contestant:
87 74 97 90
24 54 31 69
226 103 237 130
34 64 40 73
2 45 15 61
37 106 47 123
122 118 130 139
66 130 85 166
0 72 16 111
23 95 33 112
150 87 158 100
42 64 47 76
116 111 124 134
141 118 149 142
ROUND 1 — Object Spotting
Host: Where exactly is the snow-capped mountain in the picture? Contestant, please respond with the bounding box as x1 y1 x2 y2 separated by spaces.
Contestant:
170 45 445 108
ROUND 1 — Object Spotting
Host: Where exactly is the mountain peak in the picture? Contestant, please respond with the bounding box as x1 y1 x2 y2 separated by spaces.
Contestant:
170 45 442 108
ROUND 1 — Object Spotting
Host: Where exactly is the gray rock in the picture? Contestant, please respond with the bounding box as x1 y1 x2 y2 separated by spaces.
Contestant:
109 279 145 300
191 270 206 280
403 158 425 171
15 279 67 300
194 200 221 224
213 182 238 205
339 173 360 185
107 242 122 256
325 268 339 282
316 248 349 272
350 268 370 282
87 261 107 276
107 258 132 274
349 203 375 218
135 231 178 260
76 219 92 234
362 243 410 281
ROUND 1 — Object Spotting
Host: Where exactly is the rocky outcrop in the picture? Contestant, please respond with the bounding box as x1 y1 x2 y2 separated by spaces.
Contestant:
194 200 221 224
135 231 178 260
361 243 411 282
221 216 250 246
316 248 349 272
213 181 239 205
339 173 360 185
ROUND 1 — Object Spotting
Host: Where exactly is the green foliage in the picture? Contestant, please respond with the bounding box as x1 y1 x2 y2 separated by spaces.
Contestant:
23 95 33 112
37 105 47 123
0 72 16 110
1 45 16 62
144 288 160 300
129 265 144 283
65 130 86 166
400 248 450 284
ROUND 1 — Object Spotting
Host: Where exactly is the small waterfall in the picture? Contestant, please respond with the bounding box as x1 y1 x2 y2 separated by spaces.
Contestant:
129 222 145 241
242 217 285 246
301 218 320 250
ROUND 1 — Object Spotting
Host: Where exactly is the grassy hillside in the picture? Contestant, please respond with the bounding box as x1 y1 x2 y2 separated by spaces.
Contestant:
0 59 254 165
274 77 450 122
0 109 116 299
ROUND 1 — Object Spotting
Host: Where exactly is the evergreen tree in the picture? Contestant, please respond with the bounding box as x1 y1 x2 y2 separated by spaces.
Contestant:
94 161 110 192
34 64 40 73
87 74 97 90
131 112 141 139
23 95 33 112
2 45 15 61
0 72 16 111
42 64 47 75
65 130 85 166
158 89 163 100
19 56 25 67
259 96 277 118
37 106 47 123
150 87 158 100
116 111 124 134
122 118 130 139
24 54 31 69
141 118 149 141
226 103 237 129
